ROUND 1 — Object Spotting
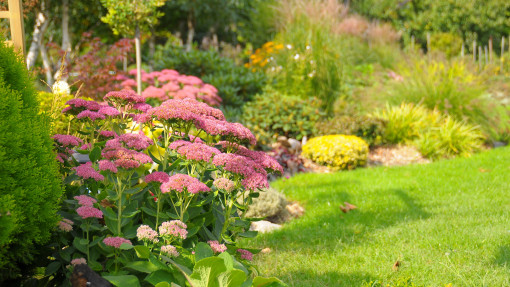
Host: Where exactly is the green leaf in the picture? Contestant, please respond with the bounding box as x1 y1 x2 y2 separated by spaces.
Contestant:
189 257 227 287
218 252 234 271
45 261 61 276
142 206 158 217
238 231 258 238
252 277 287 287
89 146 102 162
218 269 247 287
195 242 214 262
134 245 151 259
104 275 141 287
148 149 162 164
125 261 159 273
73 237 87 254
155 282 171 287
145 270 176 286
120 243 133 250
125 187 142 195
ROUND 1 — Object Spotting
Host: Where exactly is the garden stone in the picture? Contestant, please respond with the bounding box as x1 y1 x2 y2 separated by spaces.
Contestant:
250 220 282 233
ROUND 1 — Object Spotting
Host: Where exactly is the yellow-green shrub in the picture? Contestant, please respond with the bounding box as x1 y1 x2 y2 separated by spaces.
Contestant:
302 135 369 170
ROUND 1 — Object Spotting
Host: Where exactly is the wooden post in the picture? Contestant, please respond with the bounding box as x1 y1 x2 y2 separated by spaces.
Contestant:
8 0 25 58
489 37 493 63
461 43 465 58
473 40 477 62
411 35 415 52
484 45 488 66
479 46 482 70
501 36 505 72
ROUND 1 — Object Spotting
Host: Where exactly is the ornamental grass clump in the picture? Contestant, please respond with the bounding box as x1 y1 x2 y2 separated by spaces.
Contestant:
302 135 369 170
39 79 284 286
0 40 62 280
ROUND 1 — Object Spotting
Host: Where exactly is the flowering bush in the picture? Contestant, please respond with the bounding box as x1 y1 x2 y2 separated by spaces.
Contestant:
42 87 285 286
302 135 369 170
117 68 222 107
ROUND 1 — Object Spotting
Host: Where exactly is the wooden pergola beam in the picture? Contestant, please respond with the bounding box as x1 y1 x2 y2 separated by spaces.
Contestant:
2 0 26 58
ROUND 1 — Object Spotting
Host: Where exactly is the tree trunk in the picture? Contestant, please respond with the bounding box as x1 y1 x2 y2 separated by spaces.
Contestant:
135 24 142 95
148 27 155 72
40 42 54 86
57 0 71 81
26 7 49 69
186 8 194 52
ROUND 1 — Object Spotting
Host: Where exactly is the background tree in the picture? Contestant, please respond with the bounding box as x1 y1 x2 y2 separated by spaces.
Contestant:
100 0 167 95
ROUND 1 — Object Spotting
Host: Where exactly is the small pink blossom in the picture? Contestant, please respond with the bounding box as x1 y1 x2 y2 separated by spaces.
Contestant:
173 142 221 162
74 195 97 206
99 130 117 139
133 103 152 112
76 110 105 121
159 220 188 240
76 206 103 219
71 258 87 266
58 220 73 232
208 240 227 253
213 178 236 192
237 249 253 261
103 236 132 248
161 245 179 257
145 172 170 184
136 225 159 243
104 90 145 105
142 86 167 101
160 174 210 194
98 106 121 117
102 147 152 169
74 162 104 181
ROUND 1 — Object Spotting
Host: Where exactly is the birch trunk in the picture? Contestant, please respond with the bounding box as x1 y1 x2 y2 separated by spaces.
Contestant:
135 24 142 95
186 8 194 52
26 6 49 69
40 42 54 86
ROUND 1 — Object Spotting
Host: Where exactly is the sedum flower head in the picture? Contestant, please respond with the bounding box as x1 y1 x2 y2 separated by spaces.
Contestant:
74 195 97 206
160 174 210 194
103 236 132 248
76 206 103 219
136 225 159 243
74 162 104 181
161 245 179 257
208 240 227 253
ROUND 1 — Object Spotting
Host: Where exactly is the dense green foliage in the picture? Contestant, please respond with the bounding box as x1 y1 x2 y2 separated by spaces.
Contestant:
241 89 324 146
302 135 369 170
0 41 62 280
153 43 266 108
351 0 510 54
249 146 510 286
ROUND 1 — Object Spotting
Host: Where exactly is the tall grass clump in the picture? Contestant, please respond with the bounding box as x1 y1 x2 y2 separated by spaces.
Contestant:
0 40 63 280
374 103 484 159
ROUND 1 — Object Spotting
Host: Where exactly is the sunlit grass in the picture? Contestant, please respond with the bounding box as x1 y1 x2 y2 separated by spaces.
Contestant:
247 147 510 286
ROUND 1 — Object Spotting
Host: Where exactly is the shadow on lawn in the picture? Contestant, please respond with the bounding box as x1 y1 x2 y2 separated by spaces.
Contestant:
494 245 510 267
281 269 376 287
268 187 431 249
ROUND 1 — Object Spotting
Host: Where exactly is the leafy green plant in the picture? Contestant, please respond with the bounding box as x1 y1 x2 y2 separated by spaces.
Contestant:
301 135 369 170
316 115 386 147
241 88 324 146
0 40 63 280
153 43 267 108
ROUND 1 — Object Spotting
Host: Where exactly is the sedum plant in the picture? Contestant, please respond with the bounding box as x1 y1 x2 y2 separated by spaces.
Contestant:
302 135 369 170
41 87 285 286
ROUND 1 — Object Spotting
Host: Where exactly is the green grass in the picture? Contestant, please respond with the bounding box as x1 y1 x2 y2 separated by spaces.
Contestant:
247 147 510 286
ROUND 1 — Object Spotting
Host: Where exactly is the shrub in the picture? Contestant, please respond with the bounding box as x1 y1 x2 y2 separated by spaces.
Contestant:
153 43 266 108
302 135 369 170
429 32 463 58
241 88 324 146
374 103 485 159
0 41 62 280
316 115 386 147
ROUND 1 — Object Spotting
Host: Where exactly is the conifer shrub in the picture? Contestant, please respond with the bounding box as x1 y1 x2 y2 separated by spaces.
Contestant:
0 41 62 280
302 135 369 170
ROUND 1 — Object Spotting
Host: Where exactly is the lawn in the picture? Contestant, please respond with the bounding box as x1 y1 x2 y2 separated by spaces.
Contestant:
249 147 510 286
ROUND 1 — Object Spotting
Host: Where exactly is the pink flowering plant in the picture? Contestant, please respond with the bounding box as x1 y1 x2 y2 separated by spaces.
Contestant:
45 75 285 286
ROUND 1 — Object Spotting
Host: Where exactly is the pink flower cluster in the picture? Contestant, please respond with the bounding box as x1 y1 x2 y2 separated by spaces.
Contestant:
136 225 159 243
103 236 132 248
99 130 117 139
62 98 101 115
70 258 87 266
58 219 73 232
98 160 118 173
237 249 253 261
159 220 188 240
102 147 152 169
104 89 145 106
213 178 236 192
106 133 153 151
145 171 170 184
120 69 221 106
212 153 269 190
208 240 227 253
74 162 104 181
161 245 179 257
194 117 256 146
170 141 220 162
77 205 103 219
53 134 83 147
74 195 97 206
160 174 210 194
